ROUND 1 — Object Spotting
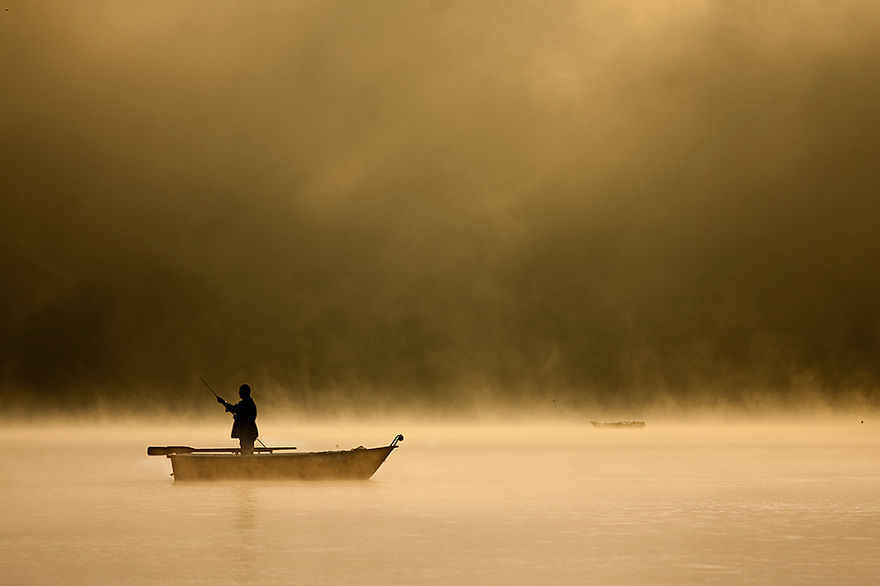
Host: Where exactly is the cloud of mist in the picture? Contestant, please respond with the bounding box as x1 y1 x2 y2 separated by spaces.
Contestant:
3 0 880 410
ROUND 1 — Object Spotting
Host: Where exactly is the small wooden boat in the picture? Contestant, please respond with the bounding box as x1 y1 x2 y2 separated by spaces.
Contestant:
148 434 403 481
590 421 645 428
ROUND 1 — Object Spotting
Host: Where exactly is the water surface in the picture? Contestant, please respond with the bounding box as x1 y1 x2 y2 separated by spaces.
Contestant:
2 418 877 584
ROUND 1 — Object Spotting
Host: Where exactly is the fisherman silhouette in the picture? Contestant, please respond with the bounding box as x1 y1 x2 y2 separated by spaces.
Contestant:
217 384 259 455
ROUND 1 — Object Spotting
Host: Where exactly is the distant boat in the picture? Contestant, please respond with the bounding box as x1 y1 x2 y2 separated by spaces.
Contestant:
148 434 403 481
590 421 645 428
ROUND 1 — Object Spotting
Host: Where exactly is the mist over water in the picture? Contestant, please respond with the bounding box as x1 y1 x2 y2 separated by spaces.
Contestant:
5 4 880 583
2 417 878 585
3 1 880 410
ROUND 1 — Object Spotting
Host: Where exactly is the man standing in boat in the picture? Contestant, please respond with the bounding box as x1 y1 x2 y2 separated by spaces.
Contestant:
217 384 259 455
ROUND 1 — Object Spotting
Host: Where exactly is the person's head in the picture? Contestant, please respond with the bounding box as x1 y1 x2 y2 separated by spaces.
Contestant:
239 384 251 399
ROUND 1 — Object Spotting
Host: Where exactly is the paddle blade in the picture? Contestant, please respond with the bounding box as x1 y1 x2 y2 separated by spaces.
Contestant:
147 446 194 456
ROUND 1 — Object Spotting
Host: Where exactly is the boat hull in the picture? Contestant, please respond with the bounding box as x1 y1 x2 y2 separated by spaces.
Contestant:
169 446 396 481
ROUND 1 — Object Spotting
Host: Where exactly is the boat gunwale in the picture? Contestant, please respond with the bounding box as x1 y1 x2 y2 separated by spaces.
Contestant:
167 445 396 459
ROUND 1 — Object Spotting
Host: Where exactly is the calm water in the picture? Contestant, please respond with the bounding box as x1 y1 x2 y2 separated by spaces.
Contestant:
1 418 878 585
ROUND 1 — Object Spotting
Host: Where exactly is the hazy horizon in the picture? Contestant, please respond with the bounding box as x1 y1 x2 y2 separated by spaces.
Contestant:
3 1 880 411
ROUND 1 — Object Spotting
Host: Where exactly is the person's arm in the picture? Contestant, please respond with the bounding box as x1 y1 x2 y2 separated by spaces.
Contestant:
217 396 234 411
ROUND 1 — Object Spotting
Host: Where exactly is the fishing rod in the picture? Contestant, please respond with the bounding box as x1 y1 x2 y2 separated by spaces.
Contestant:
192 368 270 451
192 368 220 399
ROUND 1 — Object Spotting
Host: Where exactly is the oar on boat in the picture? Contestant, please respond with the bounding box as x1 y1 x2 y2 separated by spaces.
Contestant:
147 446 297 456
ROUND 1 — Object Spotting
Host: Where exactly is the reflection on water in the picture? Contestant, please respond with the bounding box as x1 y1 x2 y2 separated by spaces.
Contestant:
1 418 878 585
232 486 257 584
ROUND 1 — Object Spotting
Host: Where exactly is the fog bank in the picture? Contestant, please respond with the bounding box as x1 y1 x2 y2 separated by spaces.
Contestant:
3 1 879 410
